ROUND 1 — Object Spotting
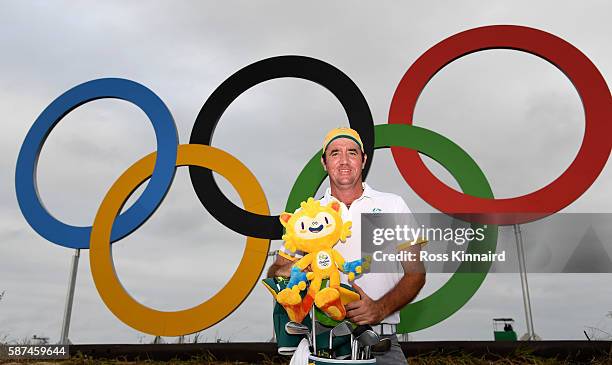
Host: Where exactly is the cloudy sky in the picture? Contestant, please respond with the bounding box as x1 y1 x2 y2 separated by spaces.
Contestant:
1 1 610 344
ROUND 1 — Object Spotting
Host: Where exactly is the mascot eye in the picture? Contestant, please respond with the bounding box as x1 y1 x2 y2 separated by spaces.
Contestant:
324 217 329 224
301 222 305 230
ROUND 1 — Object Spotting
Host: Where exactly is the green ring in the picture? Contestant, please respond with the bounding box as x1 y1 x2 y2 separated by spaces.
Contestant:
286 123 497 332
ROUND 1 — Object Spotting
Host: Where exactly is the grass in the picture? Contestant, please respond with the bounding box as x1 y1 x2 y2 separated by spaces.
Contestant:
405 347 612 365
0 352 280 365
1 340 610 364
1 349 611 365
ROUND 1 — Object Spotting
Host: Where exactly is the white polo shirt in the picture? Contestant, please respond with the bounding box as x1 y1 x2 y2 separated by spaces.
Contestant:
278 183 414 324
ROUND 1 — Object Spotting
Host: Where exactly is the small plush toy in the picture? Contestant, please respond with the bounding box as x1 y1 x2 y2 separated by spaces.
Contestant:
275 198 362 323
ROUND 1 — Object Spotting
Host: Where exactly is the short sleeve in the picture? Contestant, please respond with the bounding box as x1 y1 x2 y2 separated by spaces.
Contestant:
393 196 428 249
277 244 304 261
394 196 412 214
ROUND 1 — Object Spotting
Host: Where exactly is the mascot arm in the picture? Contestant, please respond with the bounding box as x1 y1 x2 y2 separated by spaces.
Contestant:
340 221 352 241
287 267 307 290
341 258 363 281
294 254 313 271
286 254 313 291
332 249 346 269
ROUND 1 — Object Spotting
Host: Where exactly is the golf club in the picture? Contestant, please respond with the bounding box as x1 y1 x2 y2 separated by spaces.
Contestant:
351 325 372 360
329 321 353 358
355 329 379 360
371 337 391 353
285 321 312 348
315 321 331 335
311 306 316 355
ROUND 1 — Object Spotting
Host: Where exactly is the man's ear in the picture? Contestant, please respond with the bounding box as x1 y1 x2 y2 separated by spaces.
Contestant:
321 156 327 172
279 213 292 226
362 153 367 170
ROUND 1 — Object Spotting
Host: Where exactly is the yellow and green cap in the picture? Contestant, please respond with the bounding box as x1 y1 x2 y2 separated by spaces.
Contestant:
322 127 364 156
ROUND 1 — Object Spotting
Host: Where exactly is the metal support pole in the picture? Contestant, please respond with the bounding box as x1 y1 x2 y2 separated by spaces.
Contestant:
59 249 80 344
271 298 277 343
513 224 536 340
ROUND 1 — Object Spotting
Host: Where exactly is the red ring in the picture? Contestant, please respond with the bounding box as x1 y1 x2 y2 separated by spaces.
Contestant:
389 25 612 224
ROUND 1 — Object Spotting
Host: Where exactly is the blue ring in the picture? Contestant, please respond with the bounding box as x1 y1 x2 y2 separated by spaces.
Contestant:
15 78 178 249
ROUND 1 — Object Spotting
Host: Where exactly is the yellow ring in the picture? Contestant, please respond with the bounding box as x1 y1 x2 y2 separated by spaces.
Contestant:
90 144 270 336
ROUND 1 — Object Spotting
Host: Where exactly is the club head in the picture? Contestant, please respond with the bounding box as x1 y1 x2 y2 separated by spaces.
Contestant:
331 321 353 337
355 329 379 346
285 321 310 336
328 321 353 358
351 325 371 360
352 324 372 337
371 337 391 352
315 321 331 334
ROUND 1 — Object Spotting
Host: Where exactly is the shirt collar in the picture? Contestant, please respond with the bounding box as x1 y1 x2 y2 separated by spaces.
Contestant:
323 182 374 202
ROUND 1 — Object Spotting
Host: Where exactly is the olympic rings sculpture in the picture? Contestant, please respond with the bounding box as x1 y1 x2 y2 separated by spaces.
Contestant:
15 25 611 336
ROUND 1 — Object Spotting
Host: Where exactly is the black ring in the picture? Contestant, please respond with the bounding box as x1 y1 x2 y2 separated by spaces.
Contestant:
189 55 374 239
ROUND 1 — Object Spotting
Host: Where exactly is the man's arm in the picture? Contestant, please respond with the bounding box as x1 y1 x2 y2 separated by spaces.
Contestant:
266 254 295 278
346 244 425 324
375 246 426 320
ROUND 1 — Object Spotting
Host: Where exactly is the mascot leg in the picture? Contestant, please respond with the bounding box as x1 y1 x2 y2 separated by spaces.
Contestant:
315 270 345 321
299 275 321 320
277 285 306 323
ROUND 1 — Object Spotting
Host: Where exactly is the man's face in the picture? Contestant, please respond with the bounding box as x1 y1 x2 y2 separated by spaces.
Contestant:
321 138 366 188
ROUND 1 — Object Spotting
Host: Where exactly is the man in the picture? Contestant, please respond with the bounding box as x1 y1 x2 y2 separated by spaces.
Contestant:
267 127 425 364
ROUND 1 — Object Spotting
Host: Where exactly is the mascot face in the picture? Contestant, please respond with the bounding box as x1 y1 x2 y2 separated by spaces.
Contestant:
292 210 337 240
280 198 346 253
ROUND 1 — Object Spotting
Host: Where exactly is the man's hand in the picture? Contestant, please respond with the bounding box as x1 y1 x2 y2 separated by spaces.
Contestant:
266 255 294 278
273 262 293 277
266 254 313 278
345 282 387 325
345 244 425 324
